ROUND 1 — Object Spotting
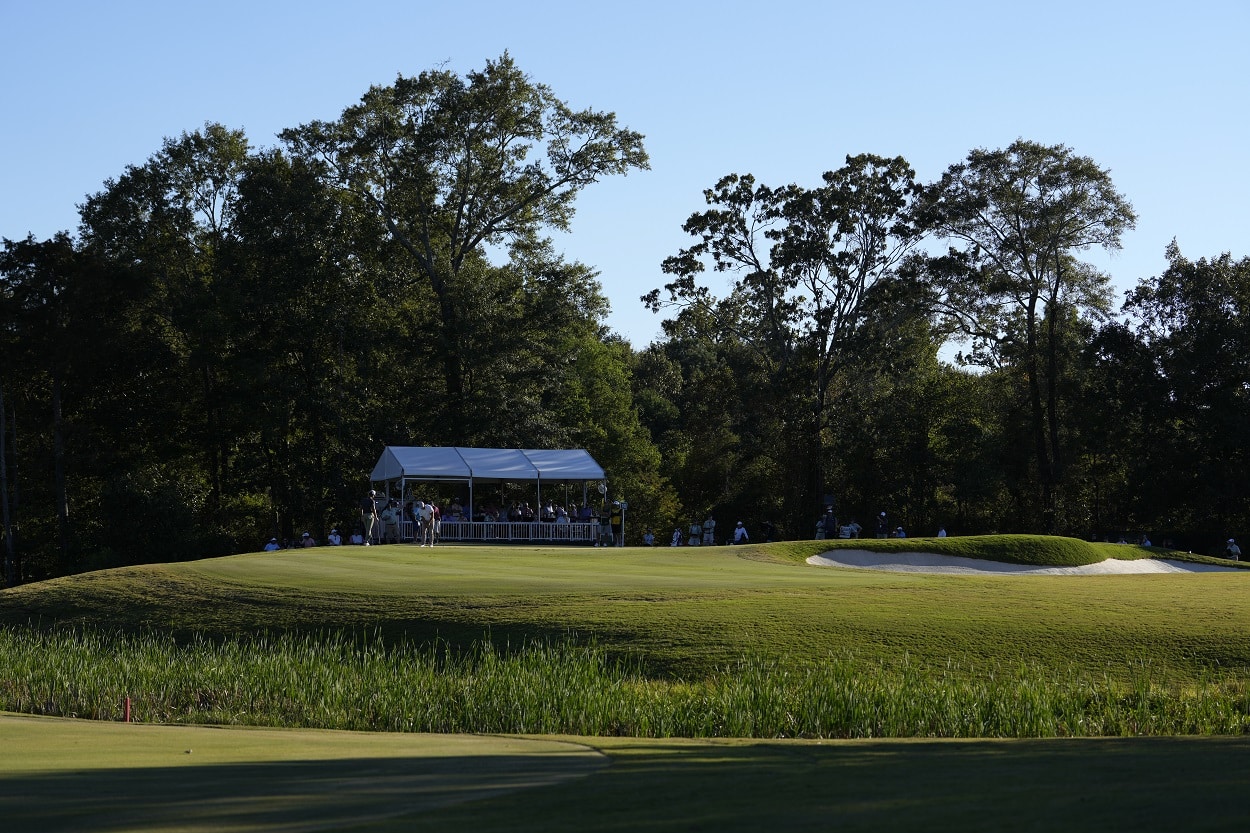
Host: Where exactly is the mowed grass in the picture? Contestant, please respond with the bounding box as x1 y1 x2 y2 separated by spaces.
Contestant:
3 536 1250 831
3 714 1249 833
3 537 1248 680
0 713 607 833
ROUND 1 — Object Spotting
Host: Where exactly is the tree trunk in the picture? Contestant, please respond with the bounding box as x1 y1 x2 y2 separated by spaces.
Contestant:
1046 299 1063 516
52 374 71 566
1 386 16 586
1025 300 1055 531
435 287 466 433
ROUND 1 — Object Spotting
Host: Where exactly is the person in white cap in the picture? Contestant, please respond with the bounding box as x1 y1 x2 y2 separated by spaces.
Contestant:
360 489 379 545
1225 539 1241 561
733 521 749 544
327 528 342 546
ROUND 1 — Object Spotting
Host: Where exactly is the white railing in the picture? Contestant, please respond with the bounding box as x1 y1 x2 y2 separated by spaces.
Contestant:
400 520 600 543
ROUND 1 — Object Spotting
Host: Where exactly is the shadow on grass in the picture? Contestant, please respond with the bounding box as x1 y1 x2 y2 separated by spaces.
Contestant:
406 736 1250 833
1 752 605 833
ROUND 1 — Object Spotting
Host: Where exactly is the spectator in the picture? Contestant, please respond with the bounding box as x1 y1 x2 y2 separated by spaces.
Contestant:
1225 539 1241 561
349 529 364 545
610 502 624 546
263 537 281 552
687 518 703 547
643 528 655 546
301 532 317 548
894 526 907 539
670 527 683 547
937 526 947 538
598 511 614 547
817 508 836 541
733 521 749 544
876 512 888 539
702 515 716 546
327 528 342 546
381 501 400 544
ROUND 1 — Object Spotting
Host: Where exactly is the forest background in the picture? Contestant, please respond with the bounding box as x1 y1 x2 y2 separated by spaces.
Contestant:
3 53 1249 584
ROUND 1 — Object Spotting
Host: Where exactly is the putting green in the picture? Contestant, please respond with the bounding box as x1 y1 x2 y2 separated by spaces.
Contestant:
0 713 606 833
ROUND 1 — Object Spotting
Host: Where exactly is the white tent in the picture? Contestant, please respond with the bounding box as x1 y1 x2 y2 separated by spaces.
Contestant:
369 446 606 518
371 446 605 483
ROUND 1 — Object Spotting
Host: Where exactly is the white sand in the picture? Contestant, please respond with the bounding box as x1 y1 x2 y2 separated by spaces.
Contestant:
807 550 1244 575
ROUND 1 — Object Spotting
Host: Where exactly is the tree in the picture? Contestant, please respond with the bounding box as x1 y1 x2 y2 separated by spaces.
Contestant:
919 139 1135 530
646 155 924 530
0 234 84 572
79 124 254 517
219 147 403 542
1118 243 1250 548
280 53 649 434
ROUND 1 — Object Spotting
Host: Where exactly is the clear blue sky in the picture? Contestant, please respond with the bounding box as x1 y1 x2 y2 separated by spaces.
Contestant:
3 0 1247 345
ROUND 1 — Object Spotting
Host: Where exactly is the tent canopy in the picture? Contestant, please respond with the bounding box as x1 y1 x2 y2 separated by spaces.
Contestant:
370 447 605 485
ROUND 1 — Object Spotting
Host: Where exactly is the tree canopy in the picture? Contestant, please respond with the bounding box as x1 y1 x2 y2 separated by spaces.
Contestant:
4 88 1248 584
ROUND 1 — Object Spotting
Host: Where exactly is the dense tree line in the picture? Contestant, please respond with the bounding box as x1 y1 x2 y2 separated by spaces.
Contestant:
2 56 1246 584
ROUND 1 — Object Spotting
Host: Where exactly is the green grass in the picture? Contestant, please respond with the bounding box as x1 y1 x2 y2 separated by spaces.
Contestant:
796 533 1109 565
0 713 606 833
3 714 1249 833
2 535 1250 831
5 627 1247 737
3 537 1247 680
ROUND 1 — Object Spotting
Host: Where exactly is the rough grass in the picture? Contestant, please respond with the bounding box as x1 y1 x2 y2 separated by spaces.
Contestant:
5 626 1248 737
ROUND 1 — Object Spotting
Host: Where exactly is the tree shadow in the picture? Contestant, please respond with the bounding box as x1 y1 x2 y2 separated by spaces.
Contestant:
1 751 606 833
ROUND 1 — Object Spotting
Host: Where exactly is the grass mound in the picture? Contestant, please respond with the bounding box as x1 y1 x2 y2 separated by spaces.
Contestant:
772 534 1112 567
2 535 1248 716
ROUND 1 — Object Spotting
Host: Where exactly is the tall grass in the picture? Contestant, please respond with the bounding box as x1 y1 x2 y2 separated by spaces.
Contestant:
2 626 1247 738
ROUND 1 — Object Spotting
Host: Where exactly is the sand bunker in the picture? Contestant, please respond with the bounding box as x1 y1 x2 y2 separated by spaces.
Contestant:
807 550 1244 575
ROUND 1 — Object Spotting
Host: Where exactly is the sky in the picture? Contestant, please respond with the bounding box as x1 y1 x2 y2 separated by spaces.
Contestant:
3 0 1248 346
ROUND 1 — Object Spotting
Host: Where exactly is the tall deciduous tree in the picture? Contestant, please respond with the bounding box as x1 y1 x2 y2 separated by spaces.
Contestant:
919 139 1135 530
79 124 253 515
646 155 923 527
280 53 649 434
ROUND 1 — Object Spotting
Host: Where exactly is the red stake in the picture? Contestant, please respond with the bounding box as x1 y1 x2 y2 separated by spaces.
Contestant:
123 696 131 723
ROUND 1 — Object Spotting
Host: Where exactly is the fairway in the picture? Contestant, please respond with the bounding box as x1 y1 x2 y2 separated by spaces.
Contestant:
4 714 1249 832
0 714 606 833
